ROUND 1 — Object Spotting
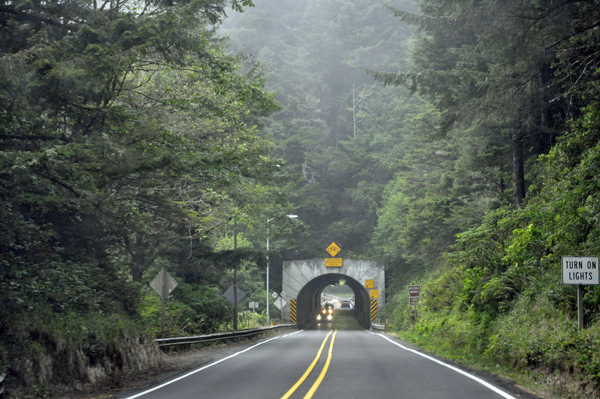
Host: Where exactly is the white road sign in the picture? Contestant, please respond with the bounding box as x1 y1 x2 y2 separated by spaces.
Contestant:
562 256 599 285
150 268 178 299
274 297 287 310
222 286 245 305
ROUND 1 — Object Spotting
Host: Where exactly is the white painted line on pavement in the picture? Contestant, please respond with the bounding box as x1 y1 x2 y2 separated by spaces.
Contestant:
369 332 517 399
283 329 304 338
123 330 304 399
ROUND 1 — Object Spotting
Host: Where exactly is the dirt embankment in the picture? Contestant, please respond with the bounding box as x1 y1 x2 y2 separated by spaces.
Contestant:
4 329 293 399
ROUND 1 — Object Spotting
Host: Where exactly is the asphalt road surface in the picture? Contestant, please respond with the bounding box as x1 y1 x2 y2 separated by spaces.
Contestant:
118 311 535 399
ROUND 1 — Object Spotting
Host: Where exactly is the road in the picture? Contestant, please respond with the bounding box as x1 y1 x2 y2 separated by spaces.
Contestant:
118 311 533 399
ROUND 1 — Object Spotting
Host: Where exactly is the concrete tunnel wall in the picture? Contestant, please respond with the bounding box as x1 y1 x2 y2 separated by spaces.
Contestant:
281 259 385 329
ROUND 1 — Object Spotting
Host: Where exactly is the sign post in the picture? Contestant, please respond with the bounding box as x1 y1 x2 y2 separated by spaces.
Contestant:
248 301 259 313
408 285 421 320
273 295 287 324
562 256 599 329
149 268 178 338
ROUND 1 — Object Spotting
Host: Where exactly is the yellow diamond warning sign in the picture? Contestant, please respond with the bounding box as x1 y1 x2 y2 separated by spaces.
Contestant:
326 242 341 257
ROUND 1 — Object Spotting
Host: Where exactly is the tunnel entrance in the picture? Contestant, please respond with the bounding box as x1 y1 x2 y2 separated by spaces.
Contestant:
296 273 370 329
281 259 385 329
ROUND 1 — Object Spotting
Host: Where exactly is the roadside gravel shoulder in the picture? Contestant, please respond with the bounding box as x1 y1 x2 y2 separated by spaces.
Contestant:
381 332 548 399
47 329 296 399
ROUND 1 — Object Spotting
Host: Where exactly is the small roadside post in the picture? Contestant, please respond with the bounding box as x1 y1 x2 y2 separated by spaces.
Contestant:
273 291 287 324
249 301 259 313
408 285 421 320
562 256 599 329
221 274 245 330
150 268 178 338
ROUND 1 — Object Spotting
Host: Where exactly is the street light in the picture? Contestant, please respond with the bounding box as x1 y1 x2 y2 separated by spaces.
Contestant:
267 214 298 324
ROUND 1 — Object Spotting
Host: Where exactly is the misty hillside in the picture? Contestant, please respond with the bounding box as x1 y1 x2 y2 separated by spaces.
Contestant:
2 0 600 397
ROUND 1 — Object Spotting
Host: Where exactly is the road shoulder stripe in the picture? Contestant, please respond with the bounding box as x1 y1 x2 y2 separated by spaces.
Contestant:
123 330 303 399
370 332 517 399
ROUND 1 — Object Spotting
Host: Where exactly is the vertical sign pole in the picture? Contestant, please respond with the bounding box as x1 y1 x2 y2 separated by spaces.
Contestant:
233 211 238 332
150 267 177 339
578 285 584 330
161 267 166 338
266 219 270 325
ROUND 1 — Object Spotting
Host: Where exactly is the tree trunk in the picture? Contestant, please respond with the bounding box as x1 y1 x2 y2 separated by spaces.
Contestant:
131 250 146 283
512 132 525 207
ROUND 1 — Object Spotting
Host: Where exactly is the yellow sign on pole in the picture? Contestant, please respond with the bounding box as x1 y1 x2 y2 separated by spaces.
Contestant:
365 279 374 289
370 289 379 299
326 242 341 257
325 258 343 267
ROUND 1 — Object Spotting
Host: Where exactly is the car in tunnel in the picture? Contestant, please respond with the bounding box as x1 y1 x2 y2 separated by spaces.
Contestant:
317 303 333 323
341 300 351 309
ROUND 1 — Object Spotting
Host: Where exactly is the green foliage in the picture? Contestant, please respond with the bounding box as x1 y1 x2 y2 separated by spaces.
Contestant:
224 0 420 259
388 96 600 396
0 0 299 390
372 2 600 395
139 284 231 336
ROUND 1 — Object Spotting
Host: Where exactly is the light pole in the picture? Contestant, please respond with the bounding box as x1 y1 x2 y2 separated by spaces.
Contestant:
266 214 297 324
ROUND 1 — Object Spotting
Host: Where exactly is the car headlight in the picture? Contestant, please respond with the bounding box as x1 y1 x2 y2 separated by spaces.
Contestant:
317 315 322 320
327 314 332 321
328 309 333 314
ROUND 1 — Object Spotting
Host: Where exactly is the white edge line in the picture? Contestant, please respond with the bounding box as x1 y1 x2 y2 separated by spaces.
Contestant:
368 332 517 399
123 330 304 399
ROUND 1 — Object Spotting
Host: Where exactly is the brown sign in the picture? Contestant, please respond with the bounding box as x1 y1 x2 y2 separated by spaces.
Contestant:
408 285 421 298
410 297 419 306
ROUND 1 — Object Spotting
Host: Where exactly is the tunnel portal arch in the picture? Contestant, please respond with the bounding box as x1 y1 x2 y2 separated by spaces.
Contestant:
281 259 385 329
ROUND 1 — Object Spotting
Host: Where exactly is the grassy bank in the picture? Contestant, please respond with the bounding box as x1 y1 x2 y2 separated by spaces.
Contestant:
390 272 600 399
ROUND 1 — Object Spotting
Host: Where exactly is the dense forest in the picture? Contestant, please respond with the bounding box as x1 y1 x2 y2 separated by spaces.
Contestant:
225 1 600 397
3 0 600 397
0 0 301 394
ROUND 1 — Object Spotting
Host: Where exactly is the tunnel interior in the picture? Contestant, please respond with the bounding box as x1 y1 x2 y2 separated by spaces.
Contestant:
296 273 371 329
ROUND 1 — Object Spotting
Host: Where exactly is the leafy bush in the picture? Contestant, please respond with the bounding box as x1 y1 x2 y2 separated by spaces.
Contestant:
139 284 231 337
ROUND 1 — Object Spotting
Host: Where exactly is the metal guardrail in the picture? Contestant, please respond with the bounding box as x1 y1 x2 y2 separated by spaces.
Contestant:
155 324 297 348
371 323 386 331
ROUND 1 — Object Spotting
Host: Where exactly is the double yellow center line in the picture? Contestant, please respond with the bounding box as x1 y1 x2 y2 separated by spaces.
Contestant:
280 330 338 399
